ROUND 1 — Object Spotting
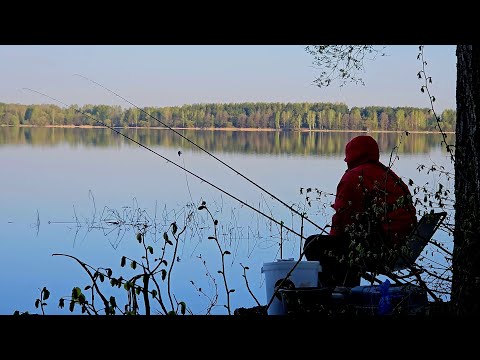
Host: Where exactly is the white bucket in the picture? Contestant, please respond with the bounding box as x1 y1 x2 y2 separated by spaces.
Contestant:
261 259 321 315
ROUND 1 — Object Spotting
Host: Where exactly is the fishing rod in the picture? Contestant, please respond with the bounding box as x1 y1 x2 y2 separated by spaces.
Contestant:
23 88 320 240
74 74 327 234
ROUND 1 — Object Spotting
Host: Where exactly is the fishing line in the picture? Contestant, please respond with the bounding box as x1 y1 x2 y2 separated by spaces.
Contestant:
73 74 327 234
23 87 315 240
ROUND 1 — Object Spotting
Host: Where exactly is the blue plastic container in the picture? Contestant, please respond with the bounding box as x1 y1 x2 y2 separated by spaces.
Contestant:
349 283 428 315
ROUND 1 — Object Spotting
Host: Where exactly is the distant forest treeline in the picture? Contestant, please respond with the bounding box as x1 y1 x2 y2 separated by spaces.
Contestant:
0 102 456 131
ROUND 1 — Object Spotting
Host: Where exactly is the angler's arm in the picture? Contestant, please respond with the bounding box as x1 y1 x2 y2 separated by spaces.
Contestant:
330 173 363 237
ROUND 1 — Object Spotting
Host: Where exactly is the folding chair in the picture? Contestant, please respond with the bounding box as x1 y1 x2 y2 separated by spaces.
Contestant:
361 211 447 284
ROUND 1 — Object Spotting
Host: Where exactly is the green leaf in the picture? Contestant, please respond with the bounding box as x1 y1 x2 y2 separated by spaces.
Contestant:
136 287 141 295
59 298 65 309
147 246 154 255
167 310 177 316
78 294 86 304
179 301 186 315
208 236 216 240
214 219 218 226
106 268 113 277
99 273 105 282
229 289 236 293
69 301 75 312
161 269 167 281
162 260 168 266
172 222 178 235
42 287 50 300
35 299 40 308
72 287 81 299
13 311 20 316
110 296 117 308
131 260 137 270
136 232 142 243
121 256 126 267
110 279 117 287
197 205 205 210
164 233 173 246
151 289 158 299
84 285 91 291
124 282 131 291
224 250 231 255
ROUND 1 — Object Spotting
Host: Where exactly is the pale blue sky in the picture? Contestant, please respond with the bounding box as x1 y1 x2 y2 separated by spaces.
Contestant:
0 45 456 112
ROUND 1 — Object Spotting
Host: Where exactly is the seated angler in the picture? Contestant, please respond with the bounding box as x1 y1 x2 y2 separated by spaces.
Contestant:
304 135 417 288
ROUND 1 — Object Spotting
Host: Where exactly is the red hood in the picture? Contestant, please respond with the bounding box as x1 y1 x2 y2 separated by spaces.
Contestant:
344 136 380 169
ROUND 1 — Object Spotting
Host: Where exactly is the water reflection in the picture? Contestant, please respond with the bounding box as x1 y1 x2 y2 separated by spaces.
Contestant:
0 127 454 155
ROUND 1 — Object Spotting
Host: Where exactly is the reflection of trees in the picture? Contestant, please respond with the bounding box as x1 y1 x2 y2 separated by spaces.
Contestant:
0 127 453 156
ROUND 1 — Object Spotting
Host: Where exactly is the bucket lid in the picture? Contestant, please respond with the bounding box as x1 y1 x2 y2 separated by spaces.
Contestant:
261 260 320 273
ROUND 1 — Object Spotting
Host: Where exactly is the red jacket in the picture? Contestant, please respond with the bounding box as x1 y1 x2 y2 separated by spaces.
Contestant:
330 136 417 246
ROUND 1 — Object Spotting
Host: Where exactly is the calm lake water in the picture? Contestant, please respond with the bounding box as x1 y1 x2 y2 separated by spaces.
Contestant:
0 127 454 314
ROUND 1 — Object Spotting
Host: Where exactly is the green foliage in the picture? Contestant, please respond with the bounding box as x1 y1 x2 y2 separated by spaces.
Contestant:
305 45 386 88
72 287 82 299
0 101 455 131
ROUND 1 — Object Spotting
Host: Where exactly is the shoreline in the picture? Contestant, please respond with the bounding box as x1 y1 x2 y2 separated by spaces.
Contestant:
0 124 455 134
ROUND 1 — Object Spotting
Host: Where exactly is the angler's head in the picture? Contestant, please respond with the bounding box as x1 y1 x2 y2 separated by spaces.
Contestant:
344 135 380 169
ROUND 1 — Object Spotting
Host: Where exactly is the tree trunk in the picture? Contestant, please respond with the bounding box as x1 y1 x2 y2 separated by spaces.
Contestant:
452 45 480 315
